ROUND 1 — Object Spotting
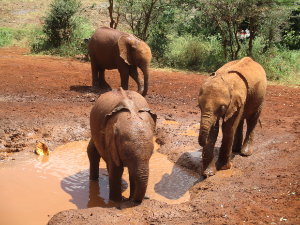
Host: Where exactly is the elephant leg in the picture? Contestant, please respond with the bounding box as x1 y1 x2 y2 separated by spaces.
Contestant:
90 57 100 87
98 67 110 88
119 68 130 90
129 66 144 94
87 139 101 180
108 161 124 202
232 119 244 152
241 113 260 156
129 173 136 200
216 117 240 170
202 120 219 178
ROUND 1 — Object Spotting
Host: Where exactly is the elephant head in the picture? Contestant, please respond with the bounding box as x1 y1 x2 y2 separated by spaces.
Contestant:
118 35 152 97
198 72 247 147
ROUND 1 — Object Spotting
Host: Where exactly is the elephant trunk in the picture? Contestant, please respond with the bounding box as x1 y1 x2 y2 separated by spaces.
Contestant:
140 64 150 97
199 126 210 147
129 162 149 202
199 114 216 147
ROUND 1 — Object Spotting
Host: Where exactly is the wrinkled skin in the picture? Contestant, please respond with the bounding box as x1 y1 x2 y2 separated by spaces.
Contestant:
198 57 267 178
88 26 152 96
87 88 156 202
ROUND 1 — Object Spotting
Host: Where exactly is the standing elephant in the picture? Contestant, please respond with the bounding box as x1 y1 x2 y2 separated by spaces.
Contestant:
87 87 156 202
198 57 267 178
88 26 152 96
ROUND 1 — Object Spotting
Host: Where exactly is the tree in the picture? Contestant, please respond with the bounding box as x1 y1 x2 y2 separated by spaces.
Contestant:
108 0 123 29
281 3 300 49
193 0 292 60
121 0 168 41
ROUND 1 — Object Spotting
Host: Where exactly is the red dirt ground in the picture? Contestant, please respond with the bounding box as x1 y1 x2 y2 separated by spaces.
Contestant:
0 47 300 225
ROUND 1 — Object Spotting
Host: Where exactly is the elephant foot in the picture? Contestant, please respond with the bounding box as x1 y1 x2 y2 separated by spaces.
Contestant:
109 194 123 202
202 164 217 178
241 145 253 156
89 173 99 181
216 160 231 171
232 146 242 153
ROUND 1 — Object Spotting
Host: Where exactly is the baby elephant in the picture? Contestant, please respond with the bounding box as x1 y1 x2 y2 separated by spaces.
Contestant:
198 57 267 178
88 88 156 202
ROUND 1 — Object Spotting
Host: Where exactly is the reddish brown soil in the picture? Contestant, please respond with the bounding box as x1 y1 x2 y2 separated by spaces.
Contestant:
1 47 300 225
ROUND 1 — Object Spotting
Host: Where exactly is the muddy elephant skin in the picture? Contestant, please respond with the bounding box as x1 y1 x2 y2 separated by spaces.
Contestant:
87 88 156 202
88 26 152 96
198 57 267 178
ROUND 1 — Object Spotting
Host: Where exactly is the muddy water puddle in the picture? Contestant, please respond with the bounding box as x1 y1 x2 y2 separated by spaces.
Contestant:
0 140 199 225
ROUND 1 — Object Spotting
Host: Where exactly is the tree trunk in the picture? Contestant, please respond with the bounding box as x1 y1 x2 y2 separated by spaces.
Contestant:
248 16 258 56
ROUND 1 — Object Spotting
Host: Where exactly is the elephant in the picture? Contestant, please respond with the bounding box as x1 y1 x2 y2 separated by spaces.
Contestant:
197 57 267 178
88 26 152 96
87 87 157 202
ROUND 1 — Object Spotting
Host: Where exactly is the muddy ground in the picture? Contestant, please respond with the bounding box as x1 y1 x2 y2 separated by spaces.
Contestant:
0 47 300 224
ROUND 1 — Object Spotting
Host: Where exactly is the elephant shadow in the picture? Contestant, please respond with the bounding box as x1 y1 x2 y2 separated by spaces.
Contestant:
70 85 112 94
154 160 201 200
154 146 238 200
60 168 128 209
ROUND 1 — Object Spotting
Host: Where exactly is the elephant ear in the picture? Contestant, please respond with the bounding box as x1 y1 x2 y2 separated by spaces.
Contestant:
104 99 135 167
224 93 243 122
224 83 245 122
118 35 136 65
106 99 135 118
138 108 157 124
105 122 121 167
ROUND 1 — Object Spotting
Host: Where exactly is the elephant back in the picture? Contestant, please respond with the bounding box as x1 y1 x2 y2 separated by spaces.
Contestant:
216 57 267 91
90 89 150 157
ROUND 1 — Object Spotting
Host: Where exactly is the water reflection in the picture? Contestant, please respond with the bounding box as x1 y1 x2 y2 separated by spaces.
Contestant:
35 154 50 163
60 168 128 208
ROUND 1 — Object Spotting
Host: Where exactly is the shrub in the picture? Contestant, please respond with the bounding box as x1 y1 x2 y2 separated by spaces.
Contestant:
0 27 14 47
42 0 82 47
162 35 225 72
31 0 94 56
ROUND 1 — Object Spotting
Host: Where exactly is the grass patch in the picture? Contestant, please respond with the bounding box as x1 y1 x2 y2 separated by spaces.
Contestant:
0 26 34 47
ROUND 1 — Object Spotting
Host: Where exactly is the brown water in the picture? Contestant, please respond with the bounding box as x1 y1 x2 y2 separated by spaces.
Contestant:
162 120 179 125
0 140 199 225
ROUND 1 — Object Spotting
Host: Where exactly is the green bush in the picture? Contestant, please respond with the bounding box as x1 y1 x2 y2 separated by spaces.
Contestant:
159 34 225 72
42 0 82 47
31 0 94 56
0 27 14 47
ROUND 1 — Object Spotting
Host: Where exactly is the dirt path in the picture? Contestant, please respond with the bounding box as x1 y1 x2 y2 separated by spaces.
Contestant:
0 47 300 224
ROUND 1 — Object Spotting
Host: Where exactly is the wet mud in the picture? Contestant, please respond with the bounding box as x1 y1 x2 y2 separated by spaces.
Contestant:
0 47 300 224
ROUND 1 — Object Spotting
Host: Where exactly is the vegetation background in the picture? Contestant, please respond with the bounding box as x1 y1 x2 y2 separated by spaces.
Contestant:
1 0 300 85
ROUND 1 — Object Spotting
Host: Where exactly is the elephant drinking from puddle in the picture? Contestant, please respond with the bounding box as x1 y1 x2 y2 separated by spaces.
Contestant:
88 26 152 96
88 88 156 202
198 57 267 178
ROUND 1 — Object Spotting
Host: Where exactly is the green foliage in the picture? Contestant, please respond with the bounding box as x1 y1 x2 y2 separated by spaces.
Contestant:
121 0 169 40
254 45 300 84
0 27 14 47
0 26 34 47
282 6 300 50
282 30 300 49
31 16 93 56
42 0 82 47
31 0 94 56
154 35 225 72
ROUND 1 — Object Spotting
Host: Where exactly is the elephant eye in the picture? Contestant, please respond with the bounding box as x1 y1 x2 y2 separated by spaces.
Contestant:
220 105 226 113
